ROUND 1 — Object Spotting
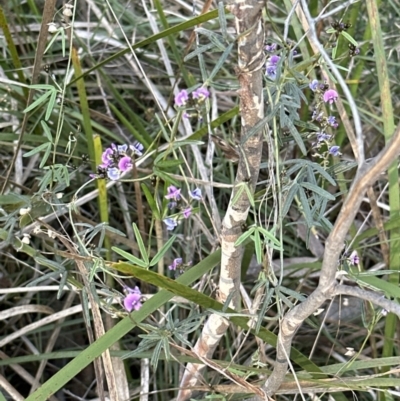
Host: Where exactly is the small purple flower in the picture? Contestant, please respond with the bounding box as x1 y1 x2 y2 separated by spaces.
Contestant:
168 257 182 271
123 286 142 312
327 115 339 128
117 144 128 153
192 87 210 101
101 147 114 166
175 89 189 107
269 55 281 65
328 145 341 157
182 206 192 219
165 185 181 201
189 188 202 200
348 250 360 266
266 65 277 80
323 89 339 104
309 79 319 91
118 156 133 172
317 132 332 142
107 167 120 180
130 141 144 156
164 218 178 231
265 43 277 52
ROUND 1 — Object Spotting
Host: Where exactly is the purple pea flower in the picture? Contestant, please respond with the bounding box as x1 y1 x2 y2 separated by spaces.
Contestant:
175 89 189 107
101 147 114 166
265 43 277 52
107 167 120 180
348 250 360 266
123 286 142 312
117 144 128 153
266 65 277 80
189 188 202 200
168 257 182 271
269 55 281 65
317 132 332 142
182 206 192 219
164 218 178 231
309 79 319 91
323 89 339 104
130 141 144 156
118 156 132 172
165 185 181 201
327 115 339 128
328 145 341 157
192 87 210 101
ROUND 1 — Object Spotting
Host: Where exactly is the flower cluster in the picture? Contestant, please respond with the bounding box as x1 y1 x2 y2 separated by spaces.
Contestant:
123 285 142 312
175 87 210 108
163 186 202 231
309 79 341 157
90 141 144 180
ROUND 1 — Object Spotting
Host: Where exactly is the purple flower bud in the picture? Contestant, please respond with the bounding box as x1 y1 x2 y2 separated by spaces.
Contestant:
168 257 182 271
175 89 189 107
118 156 133 172
189 188 202 200
117 144 128 153
327 115 339 128
317 132 332 142
309 79 319 91
192 87 210 101
165 185 181 201
348 250 360 266
323 89 339 104
164 218 178 231
266 65 277 80
182 206 192 219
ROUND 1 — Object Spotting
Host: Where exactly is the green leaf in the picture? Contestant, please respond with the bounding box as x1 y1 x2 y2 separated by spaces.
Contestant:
341 31 358 47
23 90 52 114
41 120 53 142
235 226 256 247
112 246 148 268
132 223 149 265
141 183 160 220
300 182 335 200
253 231 262 264
149 235 176 266
23 142 51 158
257 226 282 249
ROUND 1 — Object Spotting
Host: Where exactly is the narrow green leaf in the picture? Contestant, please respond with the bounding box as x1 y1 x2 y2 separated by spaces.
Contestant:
132 223 149 265
234 226 256 247
149 235 176 266
23 142 51 158
141 183 160 220
112 246 147 268
23 90 52 114
300 182 335 200
341 31 358 47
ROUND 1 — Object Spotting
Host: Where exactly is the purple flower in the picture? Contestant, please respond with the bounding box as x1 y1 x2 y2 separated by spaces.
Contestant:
328 145 341 157
323 89 339 104
348 250 360 266
189 188 202 200
175 89 189 107
182 206 192 219
130 141 144 156
118 156 132 172
265 43 277 52
317 132 332 142
164 218 177 231
123 286 142 312
165 185 181 201
266 65 277 80
117 144 128 153
192 87 210 101
168 257 182 271
101 147 114 166
309 79 319 91
269 55 281 65
327 115 339 128
107 167 120 180
167 201 177 209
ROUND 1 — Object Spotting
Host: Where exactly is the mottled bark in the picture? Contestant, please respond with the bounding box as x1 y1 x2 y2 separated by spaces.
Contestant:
177 1 266 400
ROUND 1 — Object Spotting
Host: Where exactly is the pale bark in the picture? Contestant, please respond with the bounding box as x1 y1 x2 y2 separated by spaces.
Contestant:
177 1 266 399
